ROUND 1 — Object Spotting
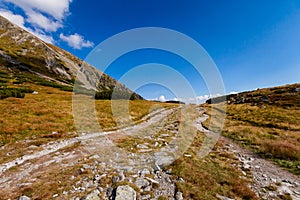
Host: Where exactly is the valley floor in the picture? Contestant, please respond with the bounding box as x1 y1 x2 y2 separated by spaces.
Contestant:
0 105 299 200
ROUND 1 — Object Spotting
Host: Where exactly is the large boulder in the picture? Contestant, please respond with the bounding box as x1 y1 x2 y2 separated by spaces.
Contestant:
115 185 136 200
81 189 100 200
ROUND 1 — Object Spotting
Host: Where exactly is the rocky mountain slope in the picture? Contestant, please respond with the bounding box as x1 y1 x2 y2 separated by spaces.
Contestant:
206 83 300 107
0 16 143 99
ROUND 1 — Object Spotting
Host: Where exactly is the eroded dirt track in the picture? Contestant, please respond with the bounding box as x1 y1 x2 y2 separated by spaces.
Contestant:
0 107 299 199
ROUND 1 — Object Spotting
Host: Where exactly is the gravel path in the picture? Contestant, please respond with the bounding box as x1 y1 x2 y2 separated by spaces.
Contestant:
1 107 299 200
219 137 300 200
0 107 176 191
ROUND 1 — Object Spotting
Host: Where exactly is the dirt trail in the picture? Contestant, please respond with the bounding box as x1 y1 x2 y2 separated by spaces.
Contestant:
219 136 300 199
0 107 175 191
0 107 299 199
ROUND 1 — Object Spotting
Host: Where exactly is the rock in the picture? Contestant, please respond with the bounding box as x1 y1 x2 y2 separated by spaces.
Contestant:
106 187 114 198
139 168 151 177
81 189 100 200
140 194 151 199
83 181 94 188
178 177 185 182
90 154 100 159
216 194 234 200
112 176 120 183
144 186 152 192
32 91 38 94
134 178 150 188
52 194 59 198
160 134 170 137
145 177 159 185
243 164 251 169
18 196 31 200
137 144 149 149
115 185 136 200
154 152 175 168
175 191 183 200
83 164 91 169
154 162 161 172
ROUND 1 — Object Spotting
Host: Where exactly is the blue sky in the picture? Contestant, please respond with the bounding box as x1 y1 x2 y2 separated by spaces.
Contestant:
0 0 300 102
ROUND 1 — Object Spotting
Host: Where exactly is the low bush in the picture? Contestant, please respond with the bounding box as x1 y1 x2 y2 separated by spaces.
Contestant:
0 87 34 99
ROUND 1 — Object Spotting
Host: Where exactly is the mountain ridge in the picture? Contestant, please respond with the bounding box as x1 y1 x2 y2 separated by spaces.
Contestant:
0 16 143 100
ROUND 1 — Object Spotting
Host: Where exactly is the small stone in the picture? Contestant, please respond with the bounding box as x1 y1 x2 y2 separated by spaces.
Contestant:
216 194 234 200
184 154 192 157
134 178 150 188
271 178 277 183
118 170 125 181
144 186 152 192
154 162 161 172
137 144 149 149
97 187 104 192
106 187 114 198
112 176 120 184
178 177 185 182
83 181 94 188
243 164 251 169
175 191 183 200
166 176 172 183
90 155 100 159
140 194 151 199
83 164 90 169
160 134 170 137
81 189 100 200
262 174 267 178
18 196 31 200
166 168 172 174
115 185 136 200
139 168 150 177
145 177 159 185
53 194 59 198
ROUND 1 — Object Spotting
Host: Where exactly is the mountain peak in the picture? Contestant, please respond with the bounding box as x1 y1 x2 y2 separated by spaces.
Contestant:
0 16 143 99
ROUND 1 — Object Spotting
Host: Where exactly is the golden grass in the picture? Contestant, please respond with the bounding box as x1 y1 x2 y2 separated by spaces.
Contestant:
169 131 257 200
0 84 176 164
202 103 300 175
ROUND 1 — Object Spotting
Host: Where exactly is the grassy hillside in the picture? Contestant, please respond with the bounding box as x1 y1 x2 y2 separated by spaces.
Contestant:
203 83 300 175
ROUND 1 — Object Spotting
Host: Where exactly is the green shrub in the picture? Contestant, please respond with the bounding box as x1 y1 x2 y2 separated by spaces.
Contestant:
0 87 34 99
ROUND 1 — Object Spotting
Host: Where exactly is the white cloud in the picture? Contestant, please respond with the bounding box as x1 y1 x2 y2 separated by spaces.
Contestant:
3 0 71 32
1 0 94 48
230 91 238 95
157 95 166 102
4 0 72 21
0 9 54 43
26 10 62 32
0 9 25 28
186 94 222 104
60 33 94 49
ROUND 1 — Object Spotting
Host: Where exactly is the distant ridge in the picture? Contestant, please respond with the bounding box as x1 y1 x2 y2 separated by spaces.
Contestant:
206 83 300 107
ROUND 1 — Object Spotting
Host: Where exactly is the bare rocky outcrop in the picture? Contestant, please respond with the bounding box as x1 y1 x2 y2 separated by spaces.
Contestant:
0 16 143 99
